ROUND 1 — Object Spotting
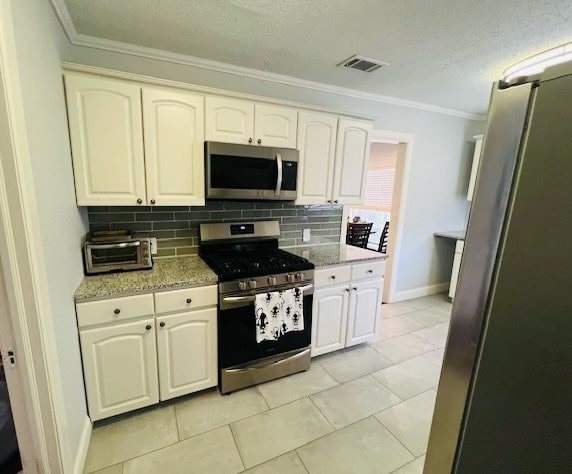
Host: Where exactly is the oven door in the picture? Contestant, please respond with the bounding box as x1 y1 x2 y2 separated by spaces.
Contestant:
205 141 298 200
84 241 150 274
218 283 313 370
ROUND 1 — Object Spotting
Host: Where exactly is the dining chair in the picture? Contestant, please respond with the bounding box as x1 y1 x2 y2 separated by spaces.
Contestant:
377 221 390 253
346 222 373 249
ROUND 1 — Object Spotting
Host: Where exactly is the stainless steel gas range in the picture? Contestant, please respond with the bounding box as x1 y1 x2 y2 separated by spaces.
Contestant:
199 221 314 394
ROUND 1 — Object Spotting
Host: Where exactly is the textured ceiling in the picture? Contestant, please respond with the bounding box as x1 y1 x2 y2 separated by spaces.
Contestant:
62 0 572 115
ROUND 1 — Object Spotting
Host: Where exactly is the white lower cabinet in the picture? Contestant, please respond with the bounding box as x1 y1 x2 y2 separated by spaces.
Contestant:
449 240 465 299
311 262 384 357
156 308 217 401
79 318 159 421
311 284 350 357
78 287 218 420
346 279 382 347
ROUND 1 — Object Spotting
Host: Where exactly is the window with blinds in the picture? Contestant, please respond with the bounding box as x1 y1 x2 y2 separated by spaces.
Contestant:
363 167 395 211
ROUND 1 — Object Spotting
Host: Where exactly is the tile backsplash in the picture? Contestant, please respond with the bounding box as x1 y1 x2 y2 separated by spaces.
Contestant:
88 201 343 257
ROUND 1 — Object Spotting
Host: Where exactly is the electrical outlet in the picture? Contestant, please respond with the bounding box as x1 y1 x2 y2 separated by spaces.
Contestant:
150 237 158 255
303 228 311 242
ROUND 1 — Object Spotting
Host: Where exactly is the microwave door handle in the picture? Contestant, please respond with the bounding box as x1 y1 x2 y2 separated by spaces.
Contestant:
275 153 283 196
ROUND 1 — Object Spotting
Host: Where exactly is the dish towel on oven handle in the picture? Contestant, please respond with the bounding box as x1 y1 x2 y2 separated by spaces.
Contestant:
254 287 304 343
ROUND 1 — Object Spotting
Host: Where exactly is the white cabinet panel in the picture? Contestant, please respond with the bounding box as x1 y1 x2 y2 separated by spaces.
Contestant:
205 97 254 144
295 112 338 205
311 284 349 357
76 293 155 329
254 104 297 148
65 74 146 206
346 279 381 347
449 240 465 299
314 264 352 287
332 119 372 204
467 135 484 201
156 308 217 400
154 285 217 315
80 318 158 421
143 88 205 206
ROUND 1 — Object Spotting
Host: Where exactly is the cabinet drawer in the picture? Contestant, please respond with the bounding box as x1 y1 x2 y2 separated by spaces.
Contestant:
314 265 352 287
76 294 154 328
154 285 218 314
351 261 385 281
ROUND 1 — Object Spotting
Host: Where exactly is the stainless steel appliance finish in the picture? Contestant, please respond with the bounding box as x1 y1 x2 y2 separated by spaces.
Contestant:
83 234 153 275
205 141 299 200
426 62 572 472
200 220 280 243
199 220 315 394
222 348 311 394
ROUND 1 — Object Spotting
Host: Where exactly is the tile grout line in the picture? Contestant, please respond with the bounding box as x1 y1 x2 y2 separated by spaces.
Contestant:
306 395 337 432
227 423 247 472
371 415 418 465
294 449 311 474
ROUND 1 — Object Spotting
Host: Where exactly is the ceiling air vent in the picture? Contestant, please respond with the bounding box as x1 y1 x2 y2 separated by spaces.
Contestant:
338 55 388 72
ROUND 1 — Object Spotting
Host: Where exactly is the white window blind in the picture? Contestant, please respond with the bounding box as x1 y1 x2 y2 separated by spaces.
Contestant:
363 167 395 211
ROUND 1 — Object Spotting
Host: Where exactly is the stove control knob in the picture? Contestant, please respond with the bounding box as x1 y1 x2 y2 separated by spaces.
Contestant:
238 281 247 291
286 274 295 283
268 276 277 285
248 279 257 289
295 272 304 281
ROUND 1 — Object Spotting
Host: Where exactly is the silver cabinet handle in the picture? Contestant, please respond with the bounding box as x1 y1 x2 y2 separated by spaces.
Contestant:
275 153 283 196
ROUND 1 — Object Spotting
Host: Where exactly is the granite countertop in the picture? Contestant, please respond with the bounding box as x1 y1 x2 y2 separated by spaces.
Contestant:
285 244 387 268
74 256 218 302
434 230 466 240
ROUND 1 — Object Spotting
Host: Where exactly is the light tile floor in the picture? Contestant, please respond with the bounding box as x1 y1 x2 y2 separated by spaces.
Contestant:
84 293 452 474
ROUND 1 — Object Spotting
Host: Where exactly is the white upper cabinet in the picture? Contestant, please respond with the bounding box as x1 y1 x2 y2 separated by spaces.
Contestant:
254 104 297 148
156 308 217 401
467 134 484 201
205 97 254 145
80 318 159 421
332 119 372 204
65 74 147 206
295 112 338 205
143 88 205 206
346 279 382 347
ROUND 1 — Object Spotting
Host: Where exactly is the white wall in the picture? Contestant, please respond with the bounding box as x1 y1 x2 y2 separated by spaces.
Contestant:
369 142 399 169
10 0 89 470
61 43 483 293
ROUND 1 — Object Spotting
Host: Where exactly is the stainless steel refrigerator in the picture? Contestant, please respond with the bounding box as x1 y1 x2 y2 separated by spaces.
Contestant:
425 62 572 472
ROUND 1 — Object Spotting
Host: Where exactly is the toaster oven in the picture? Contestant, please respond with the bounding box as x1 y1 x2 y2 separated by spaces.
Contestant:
83 231 153 275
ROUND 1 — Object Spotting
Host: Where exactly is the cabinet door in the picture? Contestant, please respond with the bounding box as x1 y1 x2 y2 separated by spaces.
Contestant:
65 74 146 206
295 112 338 205
254 104 297 148
80 318 158 421
332 119 372 205
449 246 463 299
205 97 254 144
143 88 205 206
346 279 381 347
467 135 484 201
156 308 217 401
311 284 350 357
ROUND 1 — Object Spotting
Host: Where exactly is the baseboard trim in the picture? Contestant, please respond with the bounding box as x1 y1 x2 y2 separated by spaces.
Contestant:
73 416 92 474
390 282 449 303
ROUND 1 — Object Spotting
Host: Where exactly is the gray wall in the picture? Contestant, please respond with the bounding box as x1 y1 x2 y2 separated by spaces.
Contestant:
10 0 89 469
61 41 484 294
88 202 343 256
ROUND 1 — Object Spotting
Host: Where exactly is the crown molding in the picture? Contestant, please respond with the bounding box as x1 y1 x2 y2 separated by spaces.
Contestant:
50 0 485 121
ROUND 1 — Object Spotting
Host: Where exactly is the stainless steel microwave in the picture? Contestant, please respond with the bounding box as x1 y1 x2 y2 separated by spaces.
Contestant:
205 141 299 200
83 233 153 275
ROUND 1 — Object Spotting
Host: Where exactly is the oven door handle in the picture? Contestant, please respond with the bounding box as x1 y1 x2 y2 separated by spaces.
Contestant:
221 295 256 304
275 153 283 196
221 284 314 309
87 241 141 249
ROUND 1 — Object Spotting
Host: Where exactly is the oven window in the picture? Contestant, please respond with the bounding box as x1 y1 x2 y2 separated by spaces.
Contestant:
211 154 277 190
219 294 313 368
89 246 139 266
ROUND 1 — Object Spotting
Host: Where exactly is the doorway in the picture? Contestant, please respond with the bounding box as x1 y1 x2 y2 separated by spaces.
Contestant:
341 130 414 303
